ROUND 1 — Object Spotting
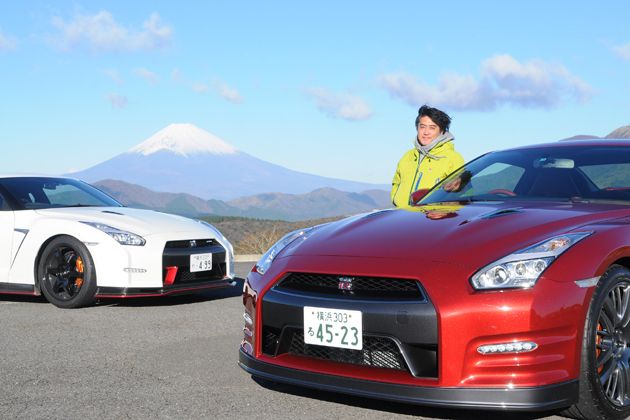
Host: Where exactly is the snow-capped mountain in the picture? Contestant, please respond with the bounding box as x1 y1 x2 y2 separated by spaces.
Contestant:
68 124 389 201
127 123 239 156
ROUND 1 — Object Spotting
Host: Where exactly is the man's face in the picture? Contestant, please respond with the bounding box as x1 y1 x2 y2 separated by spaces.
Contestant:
417 116 443 146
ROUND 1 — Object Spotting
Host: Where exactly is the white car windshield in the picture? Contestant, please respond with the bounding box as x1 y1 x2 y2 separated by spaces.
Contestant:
419 145 630 205
0 177 122 210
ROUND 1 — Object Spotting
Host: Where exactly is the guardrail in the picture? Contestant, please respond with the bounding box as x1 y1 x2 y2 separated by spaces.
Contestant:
234 254 262 262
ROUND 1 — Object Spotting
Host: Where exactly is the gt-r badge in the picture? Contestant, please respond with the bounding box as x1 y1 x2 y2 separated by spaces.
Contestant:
190 240 197 247
338 277 354 290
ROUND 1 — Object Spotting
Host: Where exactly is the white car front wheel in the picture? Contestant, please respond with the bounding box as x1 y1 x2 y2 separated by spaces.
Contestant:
38 235 97 309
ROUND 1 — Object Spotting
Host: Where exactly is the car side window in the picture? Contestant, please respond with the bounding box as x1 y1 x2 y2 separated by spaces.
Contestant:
579 163 630 189
469 163 525 195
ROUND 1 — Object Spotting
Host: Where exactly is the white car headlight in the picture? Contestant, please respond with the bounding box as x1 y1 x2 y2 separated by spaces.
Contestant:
256 228 314 275
80 222 146 246
471 232 593 290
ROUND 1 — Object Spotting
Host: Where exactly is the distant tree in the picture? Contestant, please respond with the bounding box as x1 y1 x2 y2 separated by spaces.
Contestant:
234 224 285 255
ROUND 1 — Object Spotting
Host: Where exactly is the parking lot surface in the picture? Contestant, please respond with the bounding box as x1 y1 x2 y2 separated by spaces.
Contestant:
0 262 567 419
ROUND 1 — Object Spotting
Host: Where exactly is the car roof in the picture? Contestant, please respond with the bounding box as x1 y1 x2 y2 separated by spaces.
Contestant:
486 139 630 155
0 174 78 180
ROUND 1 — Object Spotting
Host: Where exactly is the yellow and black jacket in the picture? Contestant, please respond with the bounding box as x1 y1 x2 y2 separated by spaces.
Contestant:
391 141 464 208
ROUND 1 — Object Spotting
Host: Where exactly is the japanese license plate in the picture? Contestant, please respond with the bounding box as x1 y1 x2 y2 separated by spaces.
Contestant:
190 253 212 272
303 306 362 350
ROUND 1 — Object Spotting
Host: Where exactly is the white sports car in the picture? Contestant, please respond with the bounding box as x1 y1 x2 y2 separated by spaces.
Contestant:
0 175 235 308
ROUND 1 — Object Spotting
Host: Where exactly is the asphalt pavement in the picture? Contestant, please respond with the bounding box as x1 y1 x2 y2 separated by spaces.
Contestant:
0 262 568 420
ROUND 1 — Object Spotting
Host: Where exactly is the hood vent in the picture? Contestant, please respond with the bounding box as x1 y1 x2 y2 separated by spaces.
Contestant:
480 208 523 220
101 211 124 216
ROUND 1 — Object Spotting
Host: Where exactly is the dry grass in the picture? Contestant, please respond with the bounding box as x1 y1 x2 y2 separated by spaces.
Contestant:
233 224 285 255
197 215 347 254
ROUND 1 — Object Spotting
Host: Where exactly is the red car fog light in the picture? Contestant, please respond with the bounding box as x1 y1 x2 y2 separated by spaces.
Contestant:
243 312 253 326
243 326 253 337
241 341 253 356
477 341 538 354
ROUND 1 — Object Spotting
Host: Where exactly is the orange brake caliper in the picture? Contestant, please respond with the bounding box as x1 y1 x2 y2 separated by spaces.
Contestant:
597 322 603 373
76 257 84 288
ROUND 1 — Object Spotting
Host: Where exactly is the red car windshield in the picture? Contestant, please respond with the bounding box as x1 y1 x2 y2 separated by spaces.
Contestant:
420 145 630 205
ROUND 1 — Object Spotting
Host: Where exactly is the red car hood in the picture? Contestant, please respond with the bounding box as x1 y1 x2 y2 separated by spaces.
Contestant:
286 201 630 269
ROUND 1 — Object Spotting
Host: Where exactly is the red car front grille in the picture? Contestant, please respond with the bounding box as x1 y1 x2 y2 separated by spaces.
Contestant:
263 326 408 371
276 273 426 299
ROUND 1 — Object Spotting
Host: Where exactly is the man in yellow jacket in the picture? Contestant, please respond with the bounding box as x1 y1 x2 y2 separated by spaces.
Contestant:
391 105 465 208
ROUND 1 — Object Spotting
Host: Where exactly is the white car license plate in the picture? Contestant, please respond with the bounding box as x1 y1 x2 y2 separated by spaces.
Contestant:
303 306 362 350
190 253 212 272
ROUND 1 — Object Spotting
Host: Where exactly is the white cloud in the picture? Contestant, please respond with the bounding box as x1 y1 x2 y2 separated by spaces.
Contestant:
170 69 244 102
304 87 374 121
0 28 18 51
378 54 595 111
613 42 630 61
481 54 594 107
100 69 122 86
103 93 127 108
133 68 160 85
49 11 173 54
378 72 493 111
193 82 208 93
171 67 186 83
213 78 245 103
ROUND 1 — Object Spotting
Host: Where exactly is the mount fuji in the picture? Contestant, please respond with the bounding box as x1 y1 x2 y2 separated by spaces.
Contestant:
68 124 389 201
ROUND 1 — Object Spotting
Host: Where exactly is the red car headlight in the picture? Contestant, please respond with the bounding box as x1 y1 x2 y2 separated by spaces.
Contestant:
255 228 314 275
471 231 594 290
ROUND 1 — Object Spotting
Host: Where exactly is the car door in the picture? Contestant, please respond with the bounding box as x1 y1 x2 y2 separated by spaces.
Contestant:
0 191 14 282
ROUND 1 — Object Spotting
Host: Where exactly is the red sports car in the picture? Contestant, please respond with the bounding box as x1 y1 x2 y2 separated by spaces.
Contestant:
239 140 630 420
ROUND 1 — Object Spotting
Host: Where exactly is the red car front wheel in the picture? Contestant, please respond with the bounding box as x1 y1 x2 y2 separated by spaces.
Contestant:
564 265 630 420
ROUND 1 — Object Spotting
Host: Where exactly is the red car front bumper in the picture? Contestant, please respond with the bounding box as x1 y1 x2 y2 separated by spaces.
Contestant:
240 254 592 411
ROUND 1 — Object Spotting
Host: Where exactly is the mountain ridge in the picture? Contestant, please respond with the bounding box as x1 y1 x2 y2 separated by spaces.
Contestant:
605 125 630 139
69 123 389 201
94 179 392 221
560 124 630 141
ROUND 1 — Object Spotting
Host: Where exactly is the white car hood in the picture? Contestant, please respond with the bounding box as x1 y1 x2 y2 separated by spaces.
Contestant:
33 207 211 237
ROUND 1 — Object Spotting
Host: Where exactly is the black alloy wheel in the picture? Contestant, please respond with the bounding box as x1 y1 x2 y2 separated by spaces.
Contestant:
597 280 630 406
38 235 97 309
563 265 630 420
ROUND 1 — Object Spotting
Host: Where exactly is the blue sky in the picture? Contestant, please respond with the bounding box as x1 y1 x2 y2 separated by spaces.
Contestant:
1 1 629 185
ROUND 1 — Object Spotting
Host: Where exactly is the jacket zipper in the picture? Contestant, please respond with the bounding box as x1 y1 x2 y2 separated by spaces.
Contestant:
408 152 423 205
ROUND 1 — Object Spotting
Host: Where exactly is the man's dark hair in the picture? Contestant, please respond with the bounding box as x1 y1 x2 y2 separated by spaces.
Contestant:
415 105 451 133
